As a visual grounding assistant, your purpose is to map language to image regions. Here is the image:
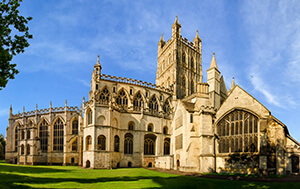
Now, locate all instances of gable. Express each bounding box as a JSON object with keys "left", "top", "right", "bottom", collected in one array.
[{"left": 216, "top": 85, "right": 270, "bottom": 120}]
